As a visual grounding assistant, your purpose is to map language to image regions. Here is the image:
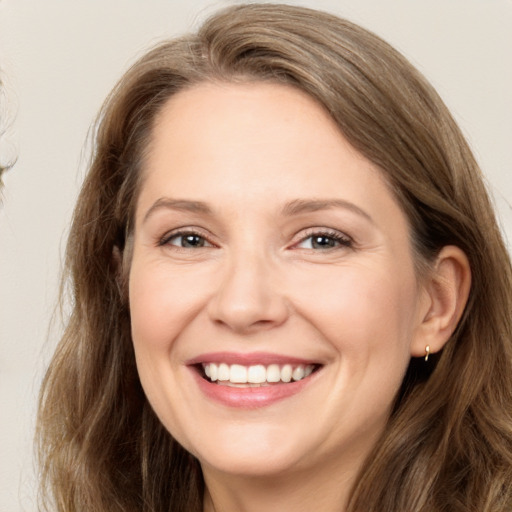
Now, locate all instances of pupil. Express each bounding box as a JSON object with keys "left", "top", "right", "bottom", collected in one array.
[
  {"left": 183, "top": 234, "right": 204, "bottom": 247},
  {"left": 312, "top": 236, "right": 335, "bottom": 249}
]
